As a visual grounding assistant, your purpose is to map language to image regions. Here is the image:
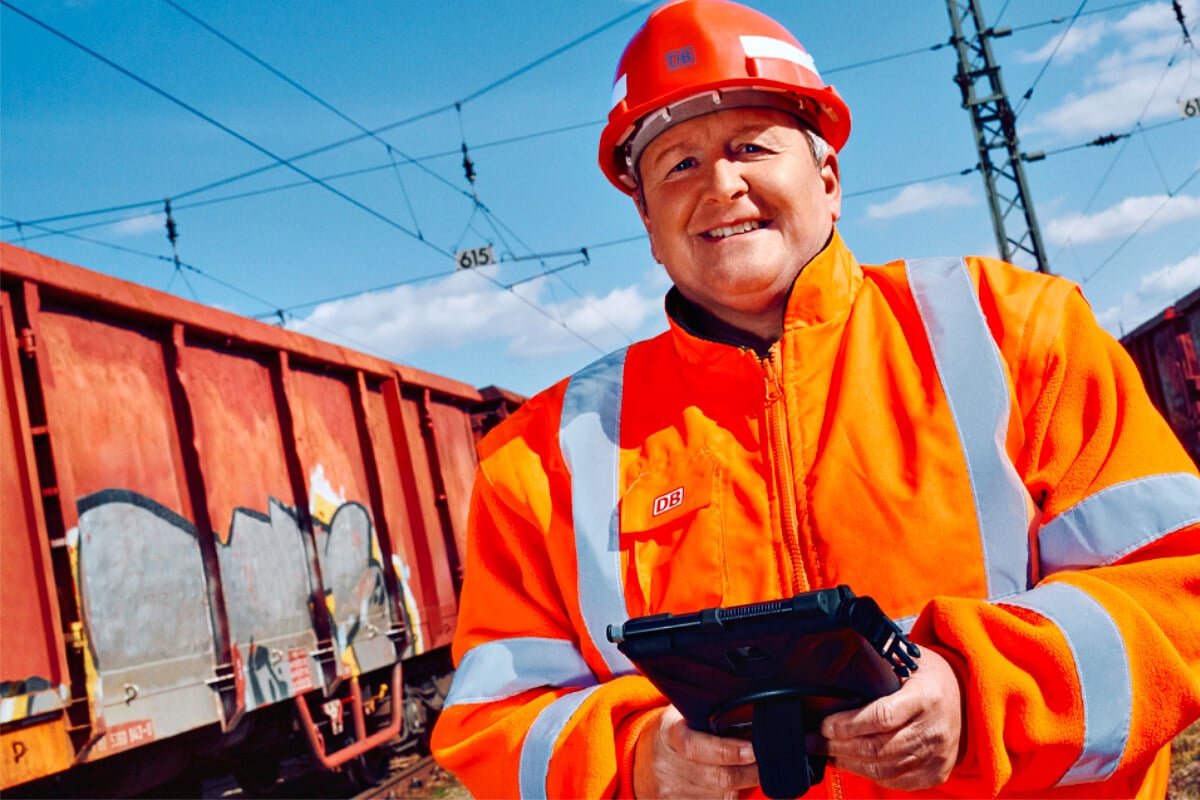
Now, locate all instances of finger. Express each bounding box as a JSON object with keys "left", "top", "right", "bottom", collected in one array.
[
  {"left": 820, "top": 725, "right": 901, "bottom": 764},
  {"left": 832, "top": 750, "right": 922, "bottom": 787},
  {"left": 834, "top": 750, "right": 951, "bottom": 793},
  {"left": 821, "top": 692, "right": 918, "bottom": 740},
  {"left": 670, "top": 723, "right": 757, "bottom": 766}
]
